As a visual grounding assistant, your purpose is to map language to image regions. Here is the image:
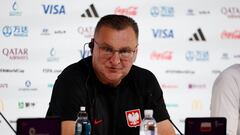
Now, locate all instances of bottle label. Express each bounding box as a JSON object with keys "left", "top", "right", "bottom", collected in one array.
[
  {"left": 75, "top": 123, "right": 82, "bottom": 133},
  {"left": 75, "top": 121, "right": 91, "bottom": 135}
]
